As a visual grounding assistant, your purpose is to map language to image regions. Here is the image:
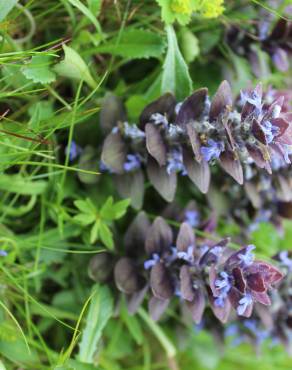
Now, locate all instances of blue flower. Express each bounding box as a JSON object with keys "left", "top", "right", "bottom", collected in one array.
[
  {"left": 214, "top": 271, "right": 231, "bottom": 307},
  {"left": 167, "top": 124, "right": 183, "bottom": 138},
  {"left": 184, "top": 210, "right": 200, "bottom": 228},
  {"left": 124, "top": 154, "right": 141, "bottom": 172},
  {"left": 261, "top": 120, "right": 279, "bottom": 143},
  {"left": 200, "top": 139, "right": 224, "bottom": 162},
  {"left": 238, "top": 245, "right": 255, "bottom": 266},
  {"left": 150, "top": 113, "right": 168, "bottom": 127},
  {"left": 144, "top": 253, "right": 160, "bottom": 270},
  {"left": 66, "top": 141, "right": 82, "bottom": 161},
  {"left": 0, "top": 250, "right": 8, "bottom": 257},
  {"left": 240, "top": 89, "right": 262, "bottom": 111},
  {"left": 237, "top": 293, "right": 253, "bottom": 316},
  {"left": 124, "top": 122, "right": 145, "bottom": 139},
  {"left": 279, "top": 251, "right": 292, "bottom": 270},
  {"left": 166, "top": 149, "right": 187, "bottom": 175},
  {"left": 177, "top": 245, "right": 194, "bottom": 263}
]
